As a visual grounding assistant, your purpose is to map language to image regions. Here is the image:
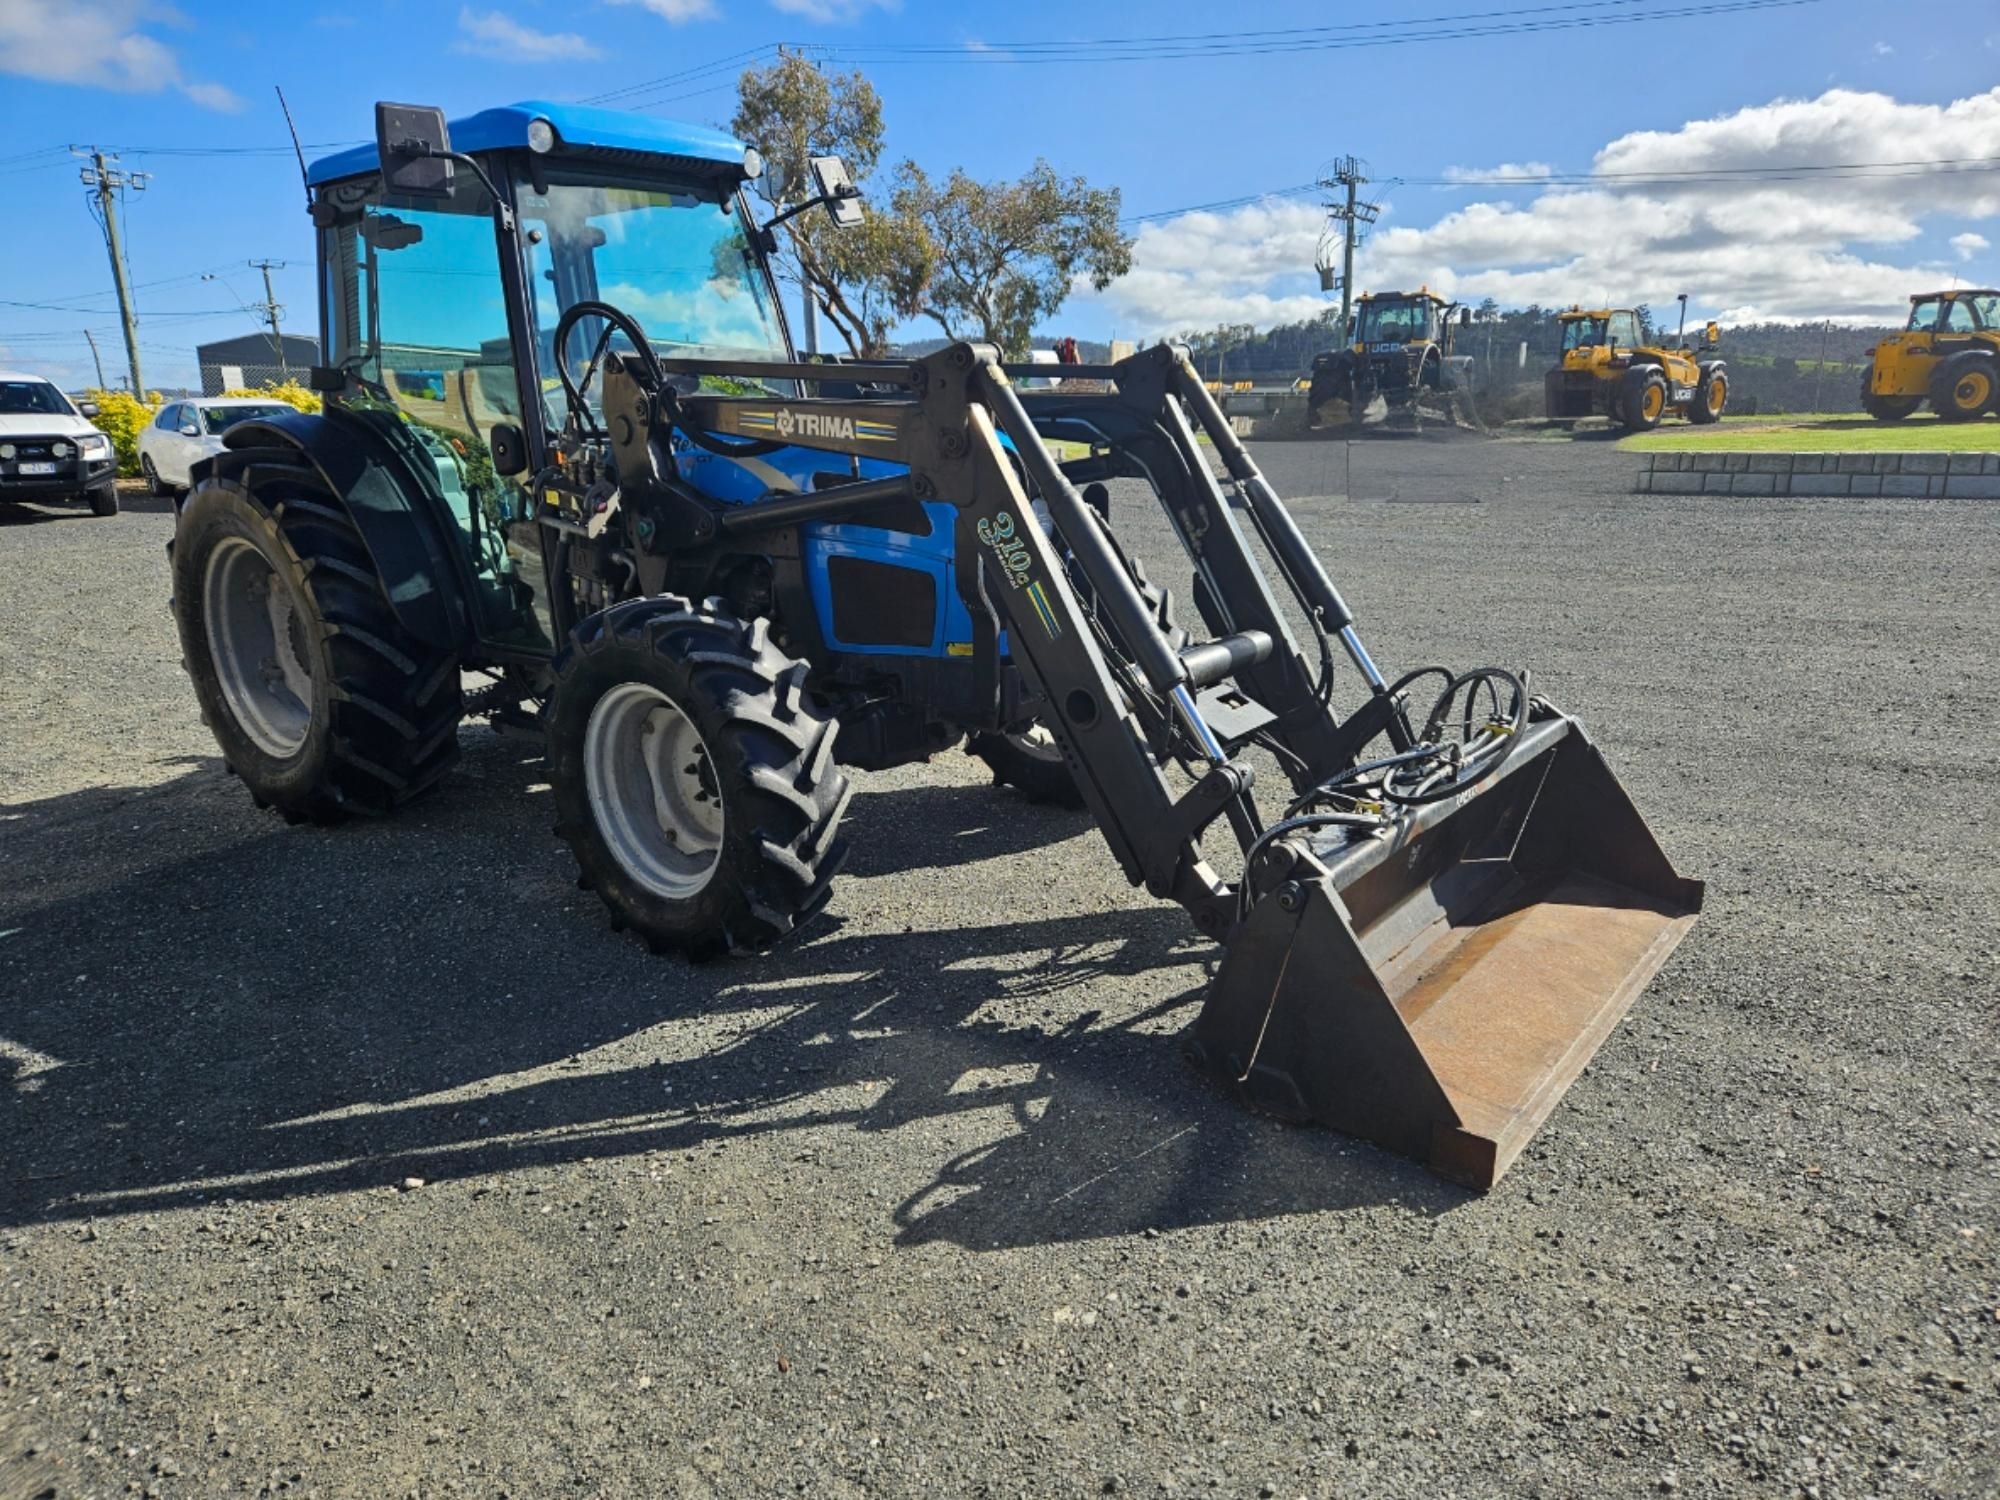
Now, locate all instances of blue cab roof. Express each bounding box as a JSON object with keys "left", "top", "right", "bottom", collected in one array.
[{"left": 306, "top": 100, "right": 749, "bottom": 187}]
